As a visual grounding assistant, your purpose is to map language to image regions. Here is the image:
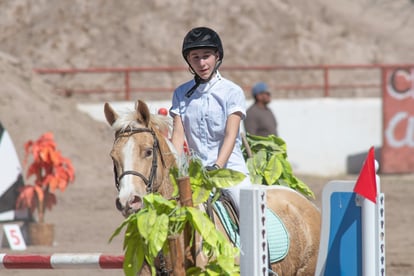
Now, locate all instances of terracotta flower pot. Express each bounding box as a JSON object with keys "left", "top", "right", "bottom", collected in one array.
[{"left": 28, "top": 222, "right": 54, "bottom": 246}]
